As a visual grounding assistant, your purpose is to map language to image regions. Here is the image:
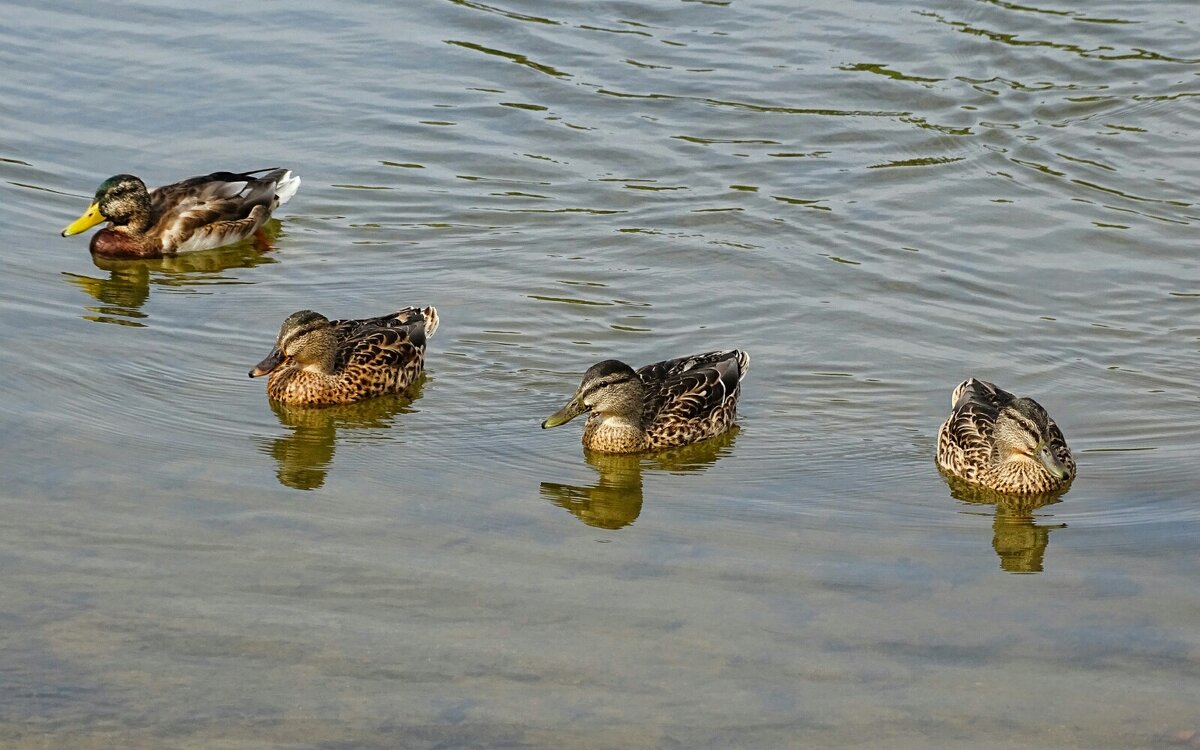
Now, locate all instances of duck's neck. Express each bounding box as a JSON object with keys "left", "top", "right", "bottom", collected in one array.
[
  {"left": 127, "top": 205, "right": 153, "bottom": 234},
  {"left": 302, "top": 352, "right": 338, "bottom": 375}
]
